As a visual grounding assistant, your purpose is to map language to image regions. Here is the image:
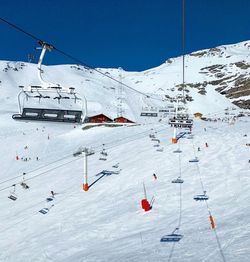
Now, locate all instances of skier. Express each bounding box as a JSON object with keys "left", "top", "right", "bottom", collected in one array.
[
  {"left": 153, "top": 173, "right": 157, "bottom": 180},
  {"left": 198, "top": 147, "right": 201, "bottom": 151}
]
